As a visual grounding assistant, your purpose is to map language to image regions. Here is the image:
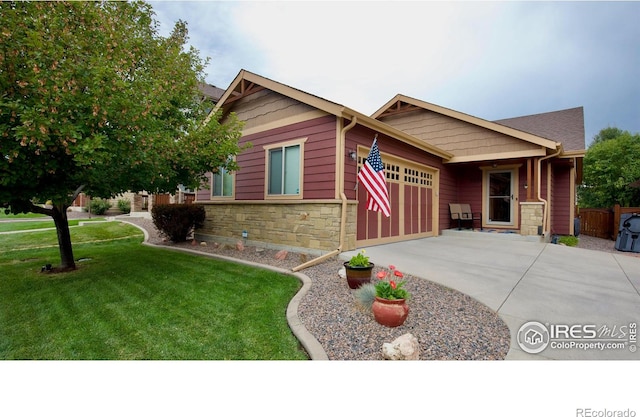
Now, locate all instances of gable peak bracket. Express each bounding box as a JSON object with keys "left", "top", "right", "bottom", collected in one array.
[{"left": 379, "top": 101, "right": 418, "bottom": 118}]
